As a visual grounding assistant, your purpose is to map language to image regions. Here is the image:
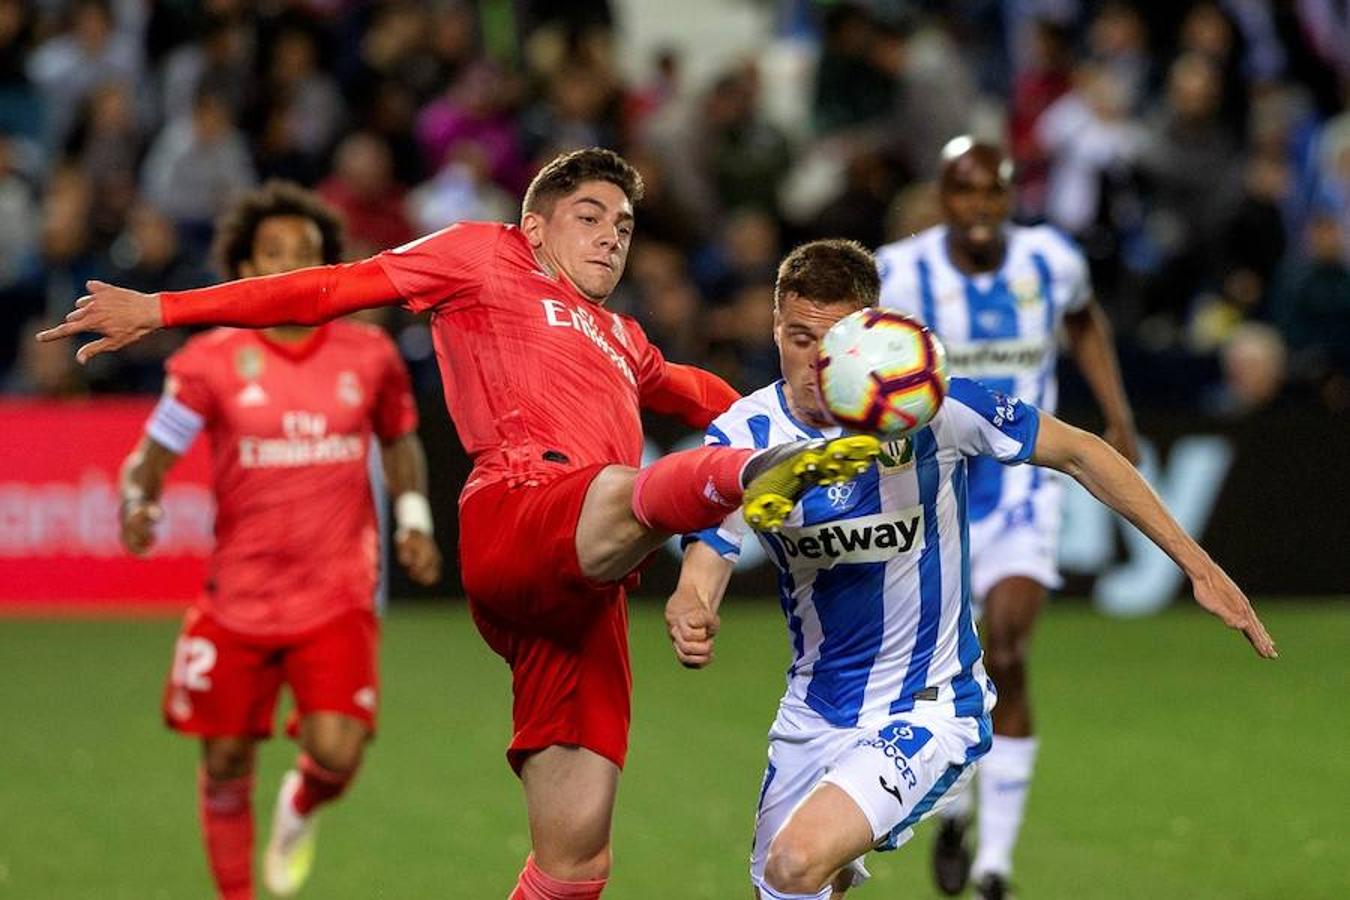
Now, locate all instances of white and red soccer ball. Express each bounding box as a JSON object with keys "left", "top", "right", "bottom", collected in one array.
[{"left": 816, "top": 308, "right": 950, "bottom": 438}]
